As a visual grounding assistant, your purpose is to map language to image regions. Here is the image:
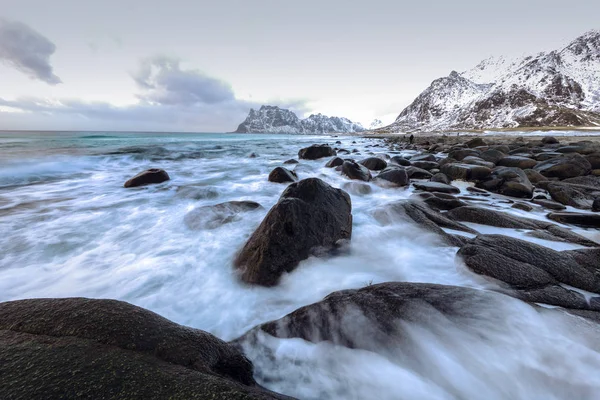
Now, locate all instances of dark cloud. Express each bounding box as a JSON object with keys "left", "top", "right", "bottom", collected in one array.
[
  {"left": 0, "top": 18, "right": 61, "bottom": 85},
  {"left": 132, "top": 56, "right": 235, "bottom": 105}
]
